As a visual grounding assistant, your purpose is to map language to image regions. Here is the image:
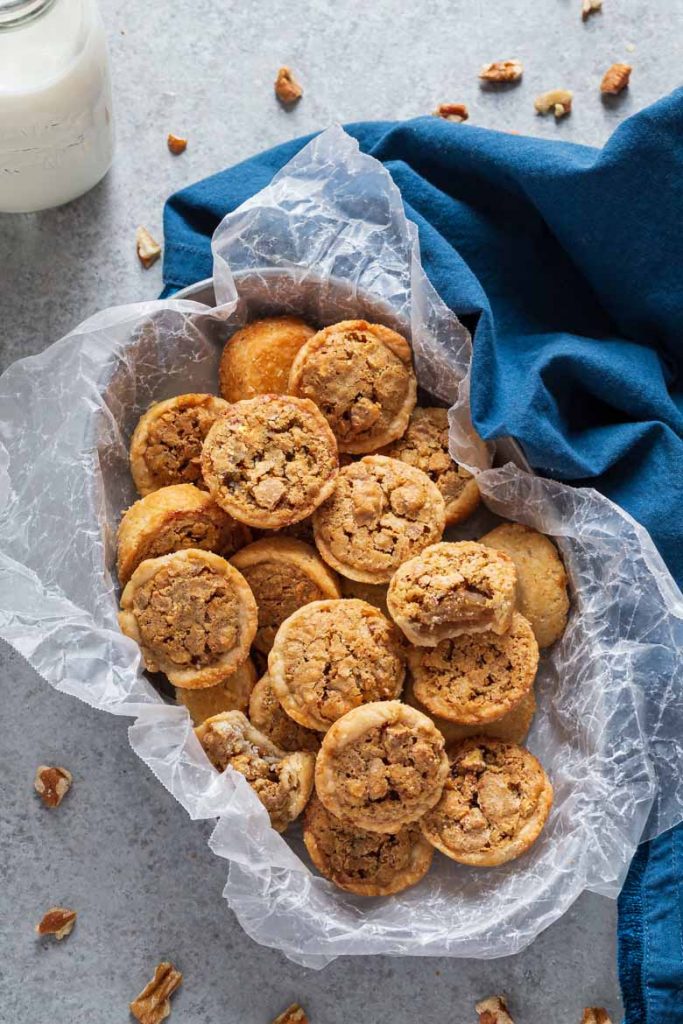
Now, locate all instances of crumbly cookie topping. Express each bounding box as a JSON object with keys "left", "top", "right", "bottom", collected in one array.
[{"left": 144, "top": 403, "right": 217, "bottom": 487}]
